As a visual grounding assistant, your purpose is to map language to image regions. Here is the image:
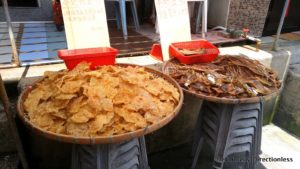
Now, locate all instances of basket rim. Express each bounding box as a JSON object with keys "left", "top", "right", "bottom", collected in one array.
[{"left": 17, "top": 63, "right": 184, "bottom": 145}]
